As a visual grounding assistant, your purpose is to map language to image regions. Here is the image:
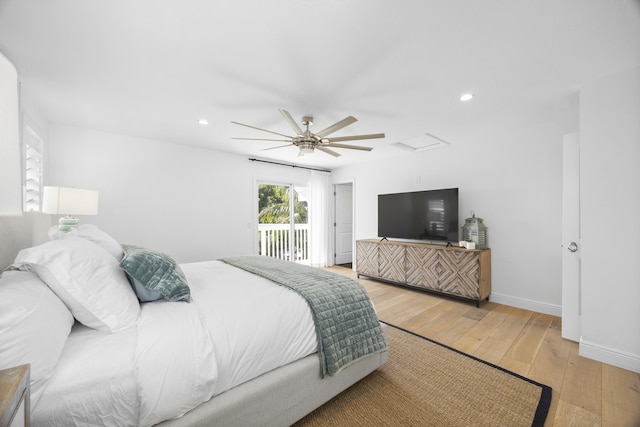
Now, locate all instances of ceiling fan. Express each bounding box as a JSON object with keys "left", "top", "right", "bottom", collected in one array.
[{"left": 231, "top": 109, "right": 385, "bottom": 157}]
